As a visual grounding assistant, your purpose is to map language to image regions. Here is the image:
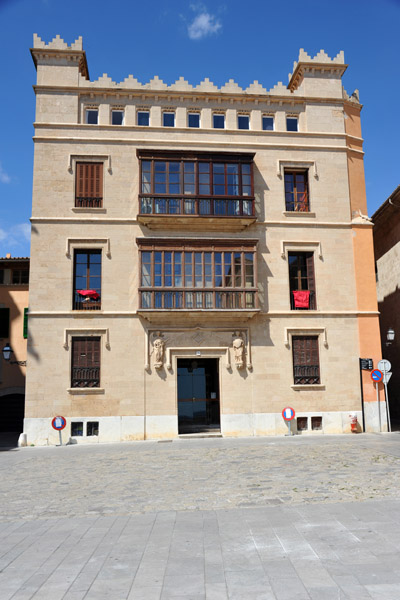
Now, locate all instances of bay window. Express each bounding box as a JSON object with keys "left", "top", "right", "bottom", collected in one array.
[
  {"left": 138, "top": 151, "right": 254, "bottom": 217},
  {"left": 138, "top": 239, "right": 257, "bottom": 310}
]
